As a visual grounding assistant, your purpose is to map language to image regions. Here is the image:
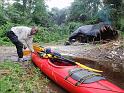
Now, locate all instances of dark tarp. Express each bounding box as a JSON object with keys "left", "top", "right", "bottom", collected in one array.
[{"left": 66, "top": 22, "right": 118, "bottom": 45}]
